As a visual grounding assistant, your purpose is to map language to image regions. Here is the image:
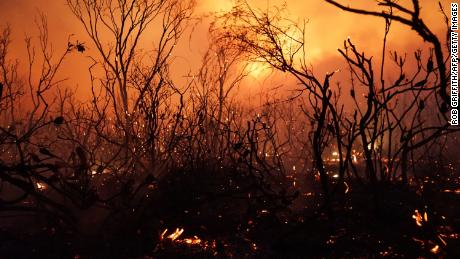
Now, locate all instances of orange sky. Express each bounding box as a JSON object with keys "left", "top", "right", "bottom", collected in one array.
[{"left": 0, "top": 0, "right": 452, "bottom": 100}]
